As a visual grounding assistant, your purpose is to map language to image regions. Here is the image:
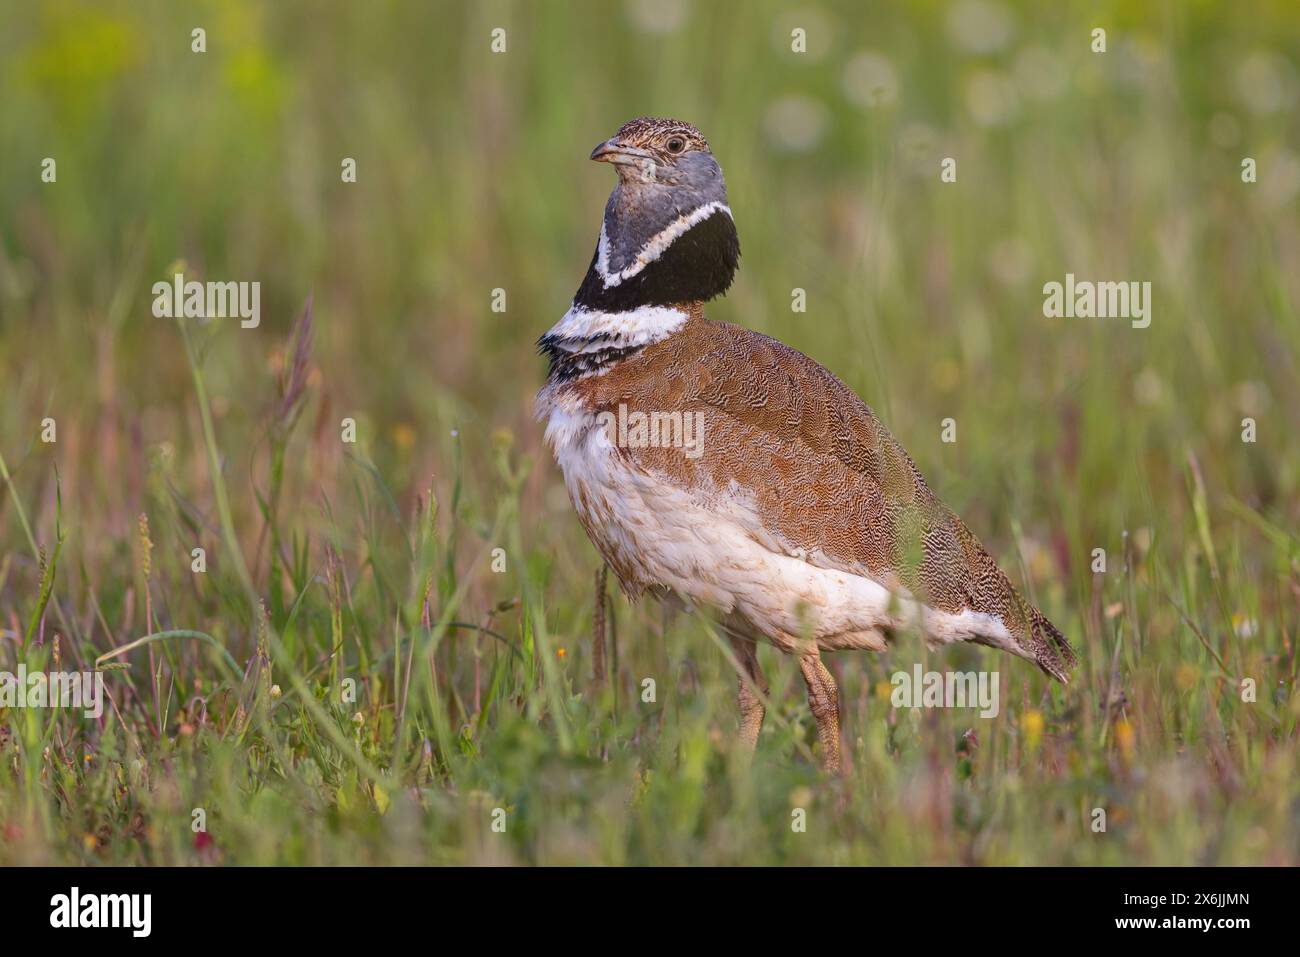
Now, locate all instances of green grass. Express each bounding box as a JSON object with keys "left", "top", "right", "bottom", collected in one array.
[{"left": 1, "top": 0, "right": 1298, "bottom": 865}]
